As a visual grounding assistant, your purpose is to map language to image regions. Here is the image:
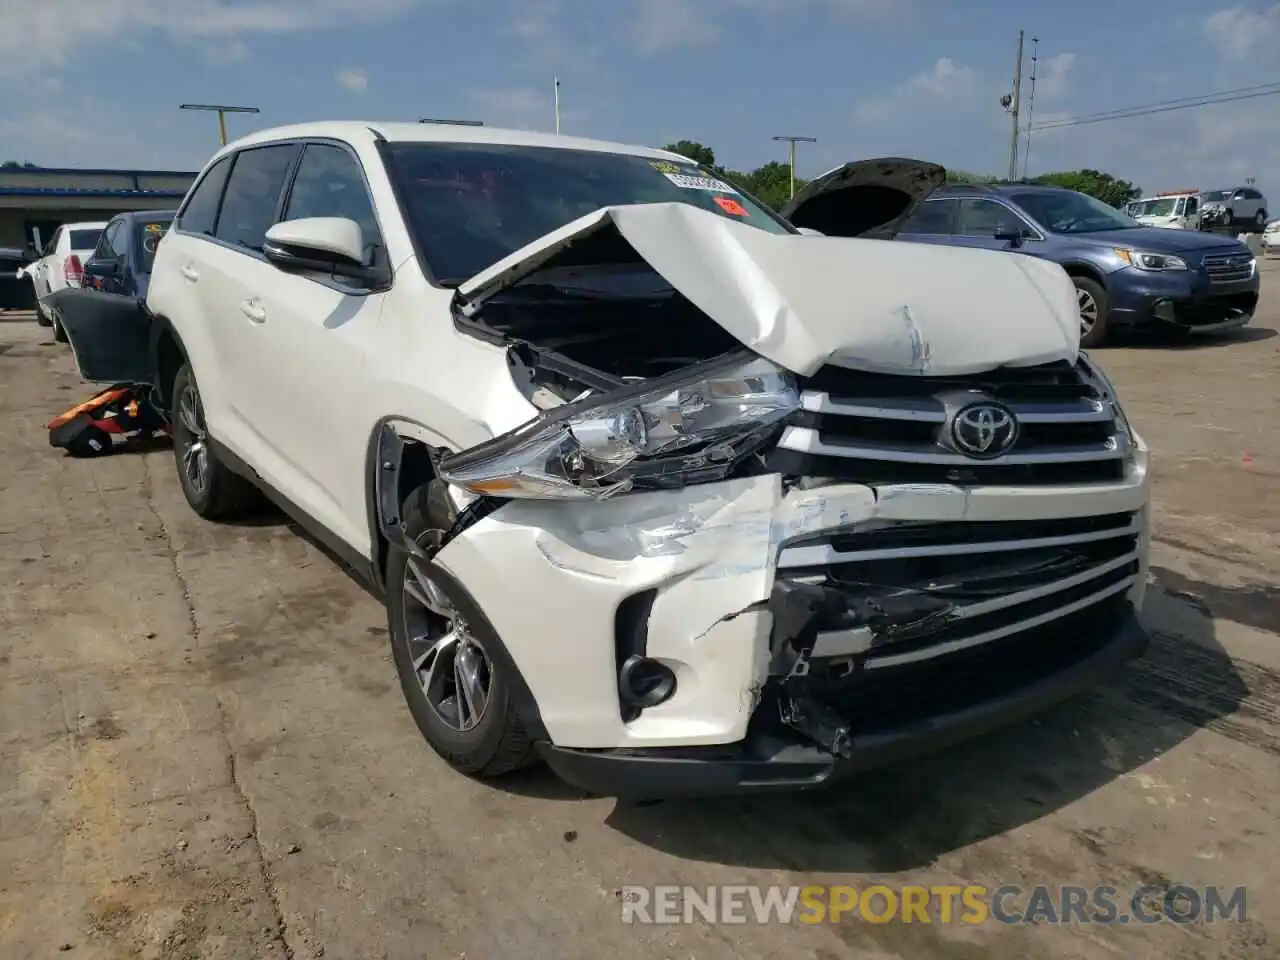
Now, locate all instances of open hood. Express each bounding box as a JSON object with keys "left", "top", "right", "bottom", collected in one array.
[
  {"left": 456, "top": 201, "right": 1079, "bottom": 378},
  {"left": 778, "top": 158, "right": 947, "bottom": 238}
]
